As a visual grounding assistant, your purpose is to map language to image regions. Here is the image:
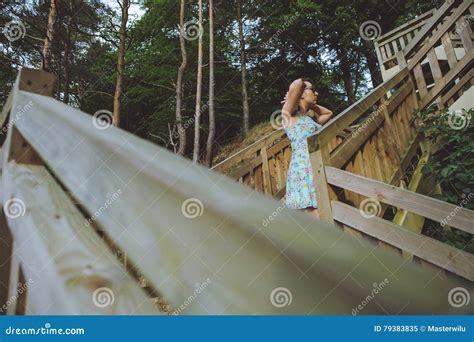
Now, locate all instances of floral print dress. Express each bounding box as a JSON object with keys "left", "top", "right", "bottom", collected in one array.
[{"left": 284, "top": 115, "right": 321, "bottom": 209}]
